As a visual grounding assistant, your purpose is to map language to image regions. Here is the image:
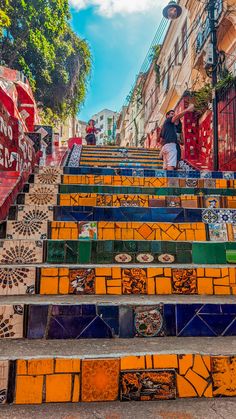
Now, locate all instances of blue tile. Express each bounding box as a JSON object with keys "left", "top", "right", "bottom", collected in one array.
[
  {"left": 163, "top": 304, "right": 176, "bottom": 336},
  {"left": 199, "top": 314, "right": 236, "bottom": 336},
  {"left": 47, "top": 316, "right": 93, "bottom": 339},
  {"left": 51, "top": 305, "right": 83, "bottom": 316},
  {"left": 198, "top": 304, "right": 221, "bottom": 314},
  {"left": 27, "top": 305, "right": 48, "bottom": 339},
  {"left": 79, "top": 316, "right": 113, "bottom": 338},
  {"left": 97, "top": 306, "right": 119, "bottom": 335},
  {"left": 177, "top": 315, "right": 216, "bottom": 337},
  {"left": 223, "top": 318, "right": 236, "bottom": 336},
  {"left": 119, "top": 307, "right": 135, "bottom": 338},
  {"left": 176, "top": 304, "right": 202, "bottom": 333},
  {"left": 82, "top": 304, "right": 97, "bottom": 316}
]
